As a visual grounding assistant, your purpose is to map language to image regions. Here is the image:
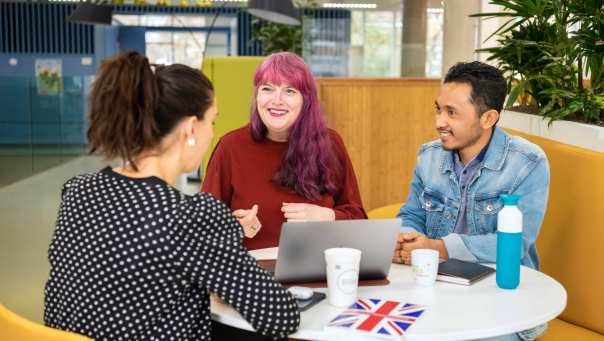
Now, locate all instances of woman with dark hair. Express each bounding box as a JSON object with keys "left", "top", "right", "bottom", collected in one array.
[
  {"left": 202, "top": 52, "right": 367, "bottom": 251},
  {"left": 43, "top": 51, "right": 300, "bottom": 340}
]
